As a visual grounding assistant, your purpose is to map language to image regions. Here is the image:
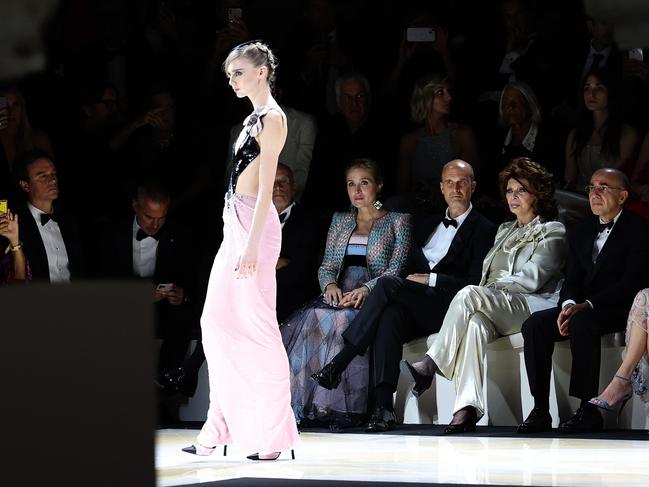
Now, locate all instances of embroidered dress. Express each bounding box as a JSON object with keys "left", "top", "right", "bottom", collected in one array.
[
  {"left": 281, "top": 212, "right": 411, "bottom": 429},
  {"left": 197, "top": 106, "right": 299, "bottom": 453},
  {"left": 627, "top": 289, "right": 649, "bottom": 410}
]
